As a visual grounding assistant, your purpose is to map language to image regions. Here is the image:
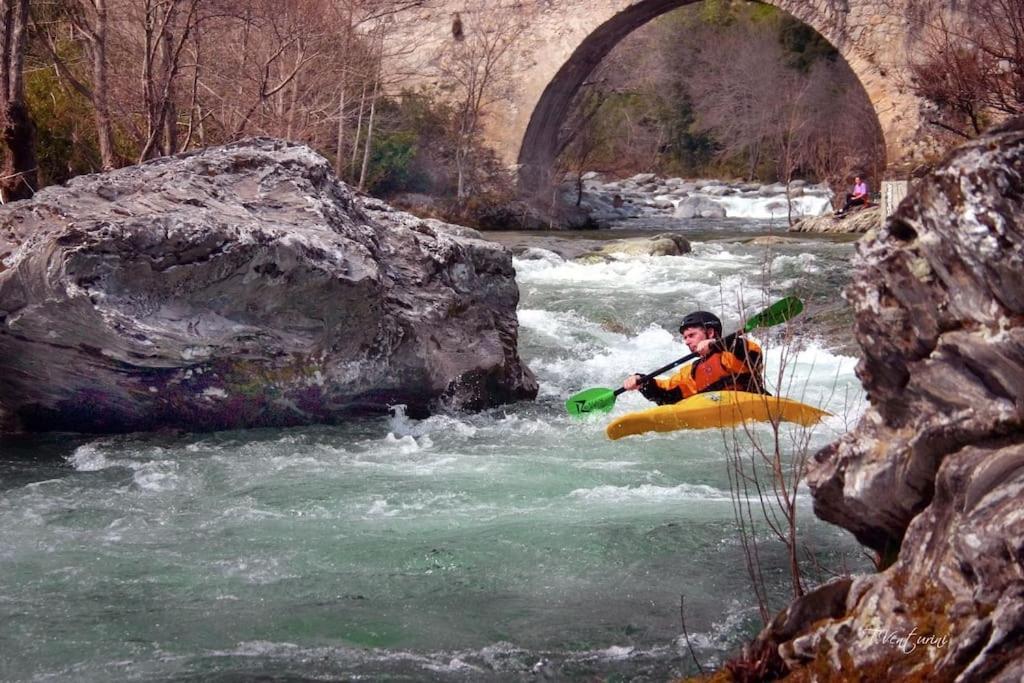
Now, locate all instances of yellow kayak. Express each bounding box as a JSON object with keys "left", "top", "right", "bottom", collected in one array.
[{"left": 605, "top": 391, "right": 831, "bottom": 440}]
